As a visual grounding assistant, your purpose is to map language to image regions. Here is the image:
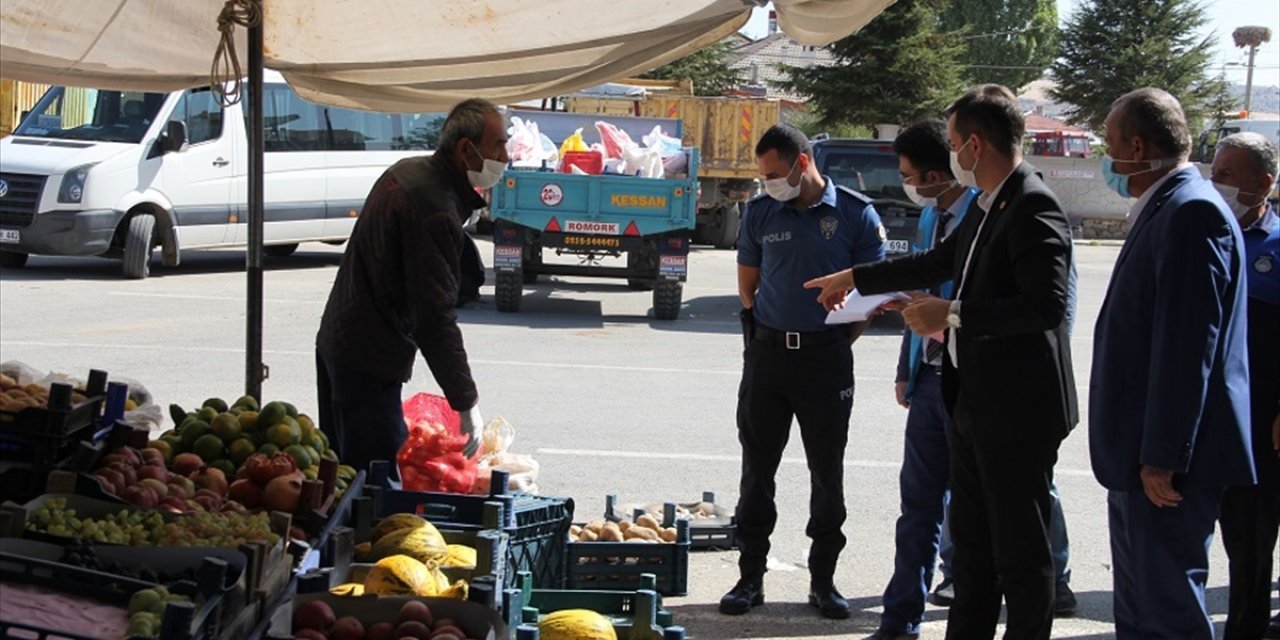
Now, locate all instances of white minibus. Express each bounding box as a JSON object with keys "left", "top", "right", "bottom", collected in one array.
[{"left": 0, "top": 71, "right": 443, "bottom": 277}]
